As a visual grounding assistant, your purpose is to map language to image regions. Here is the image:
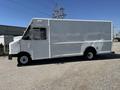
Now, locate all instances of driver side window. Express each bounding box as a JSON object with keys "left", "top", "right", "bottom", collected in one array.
[
  {"left": 32, "top": 27, "right": 47, "bottom": 40},
  {"left": 32, "top": 28, "right": 41, "bottom": 40}
]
